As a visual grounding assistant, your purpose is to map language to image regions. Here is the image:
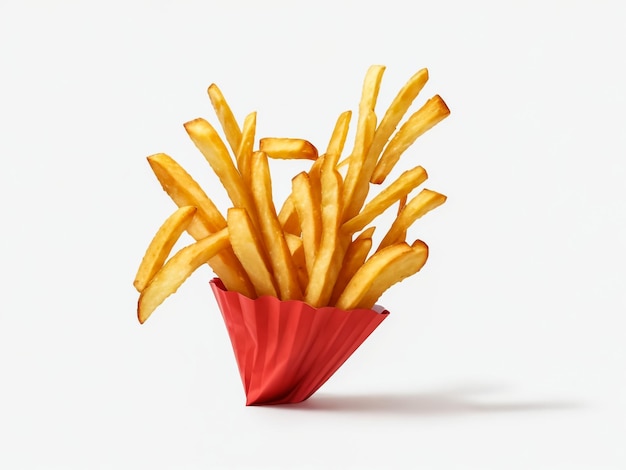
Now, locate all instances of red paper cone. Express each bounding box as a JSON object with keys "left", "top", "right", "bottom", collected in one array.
[{"left": 209, "top": 278, "right": 389, "bottom": 405}]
